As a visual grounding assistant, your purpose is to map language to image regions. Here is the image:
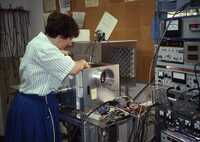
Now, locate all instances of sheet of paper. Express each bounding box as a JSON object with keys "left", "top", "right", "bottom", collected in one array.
[
  {"left": 90, "top": 88, "right": 97, "bottom": 100},
  {"left": 59, "top": 0, "right": 70, "bottom": 14},
  {"left": 73, "top": 29, "right": 90, "bottom": 42},
  {"left": 72, "top": 12, "right": 86, "bottom": 28},
  {"left": 85, "top": 0, "right": 99, "bottom": 8},
  {"left": 43, "top": 0, "right": 56, "bottom": 12},
  {"left": 95, "top": 12, "right": 118, "bottom": 40}
]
